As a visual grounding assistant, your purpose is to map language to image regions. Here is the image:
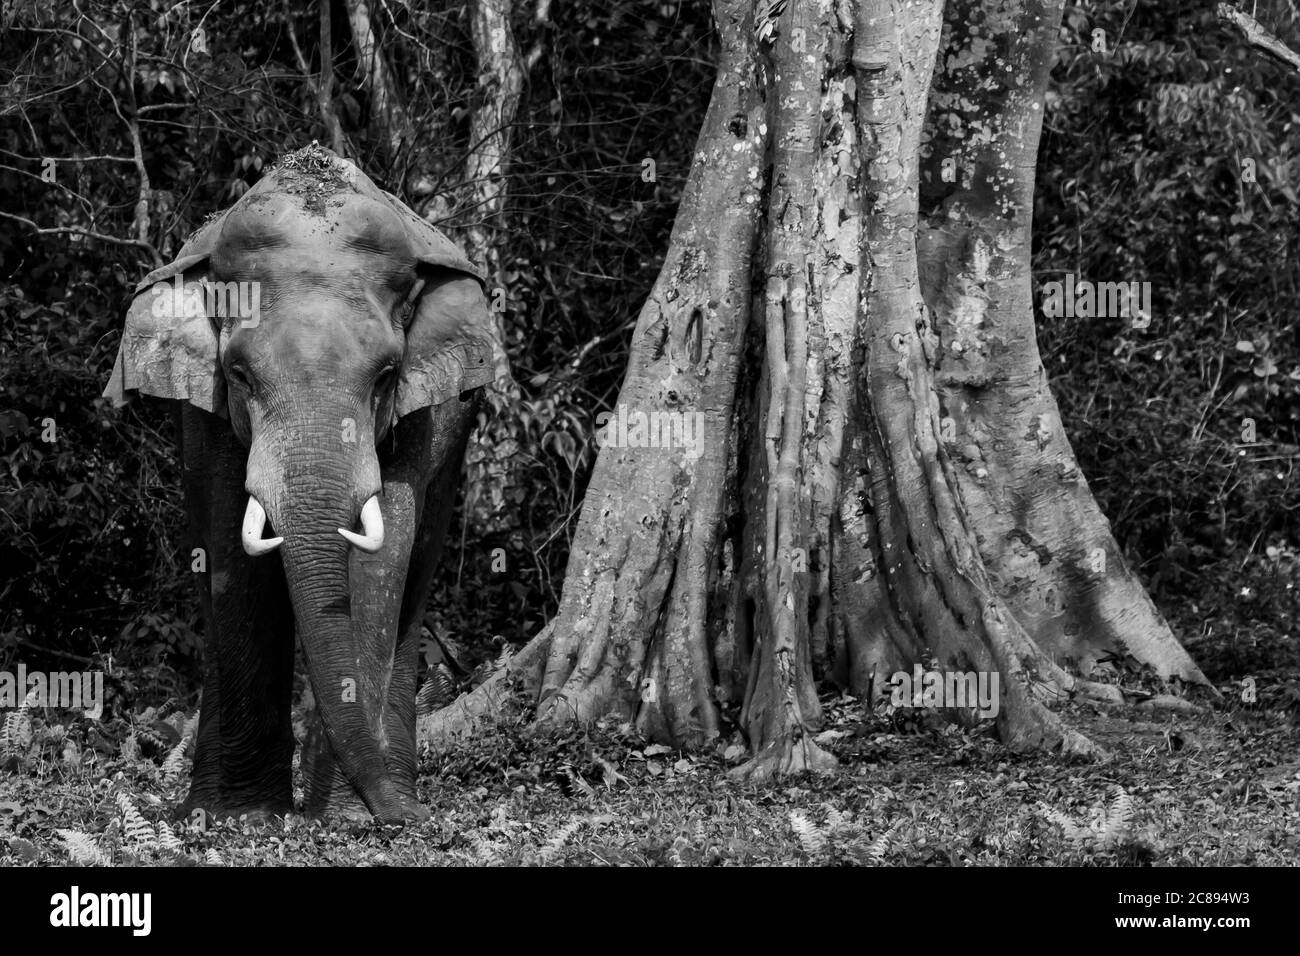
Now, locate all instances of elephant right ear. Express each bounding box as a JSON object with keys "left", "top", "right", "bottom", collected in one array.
[
  {"left": 102, "top": 213, "right": 229, "bottom": 416},
  {"left": 379, "top": 189, "right": 503, "bottom": 417}
]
